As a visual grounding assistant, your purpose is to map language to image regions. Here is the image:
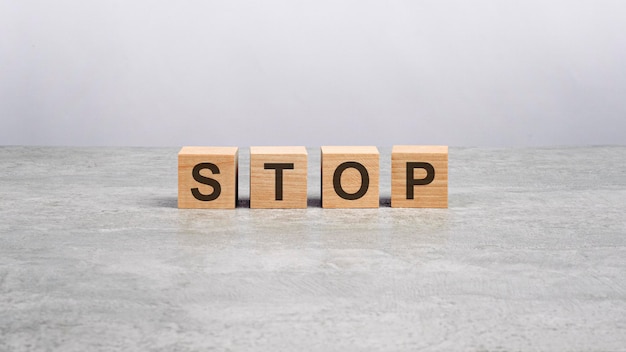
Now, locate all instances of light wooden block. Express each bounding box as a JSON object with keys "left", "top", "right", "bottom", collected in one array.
[
  {"left": 321, "top": 146, "right": 379, "bottom": 208},
  {"left": 391, "top": 145, "right": 448, "bottom": 208},
  {"left": 250, "top": 146, "right": 308, "bottom": 209},
  {"left": 178, "top": 146, "right": 238, "bottom": 209}
]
